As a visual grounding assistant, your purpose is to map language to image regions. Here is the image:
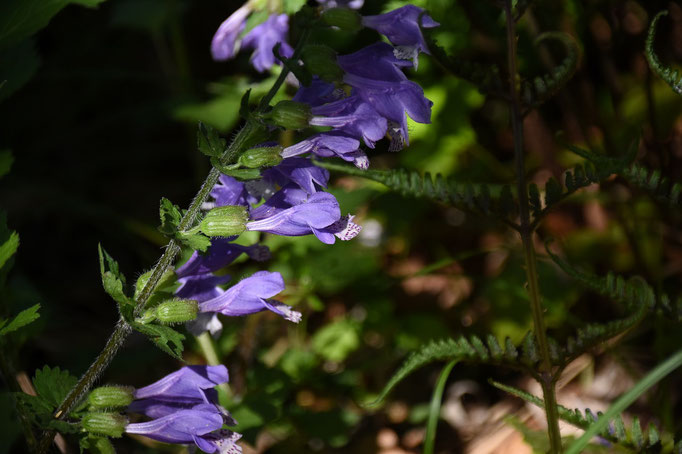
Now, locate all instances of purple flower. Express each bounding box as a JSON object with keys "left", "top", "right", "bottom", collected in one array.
[
  {"left": 362, "top": 5, "right": 439, "bottom": 58},
  {"left": 125, "top": 366, "right": 241, "bottom": 453},
  {"left": 176, "top": 237, "right": 269, "bottom": 279},
  {"left": 210, "top": 175, "right": 258, "bottom": 208},
  {"left": 282, "top": 132, "right": 369, "bottom": 169},
  {"left": 198, "top": 271, "right": 301, "bottom": 322},
  {"left": 211, "top": 5, "right": 251, "bottom": 61},
  {"left": 242, "top": 14, "right": 293, "bottom": 73},
  {"left": 310, "top": 96, "right": 388, "bottom": 147},
  {"left": 337, "top": 43, "right": 412, "bottom": 83},
  {"left": 292, "top": 78, "right": 343, "bottom": 107},
  {"left": 262, "top": 157, "right": 330, "bottom": 194},
  {"left": 126, "top": 404, "right": 241, "bottom": 454}
]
